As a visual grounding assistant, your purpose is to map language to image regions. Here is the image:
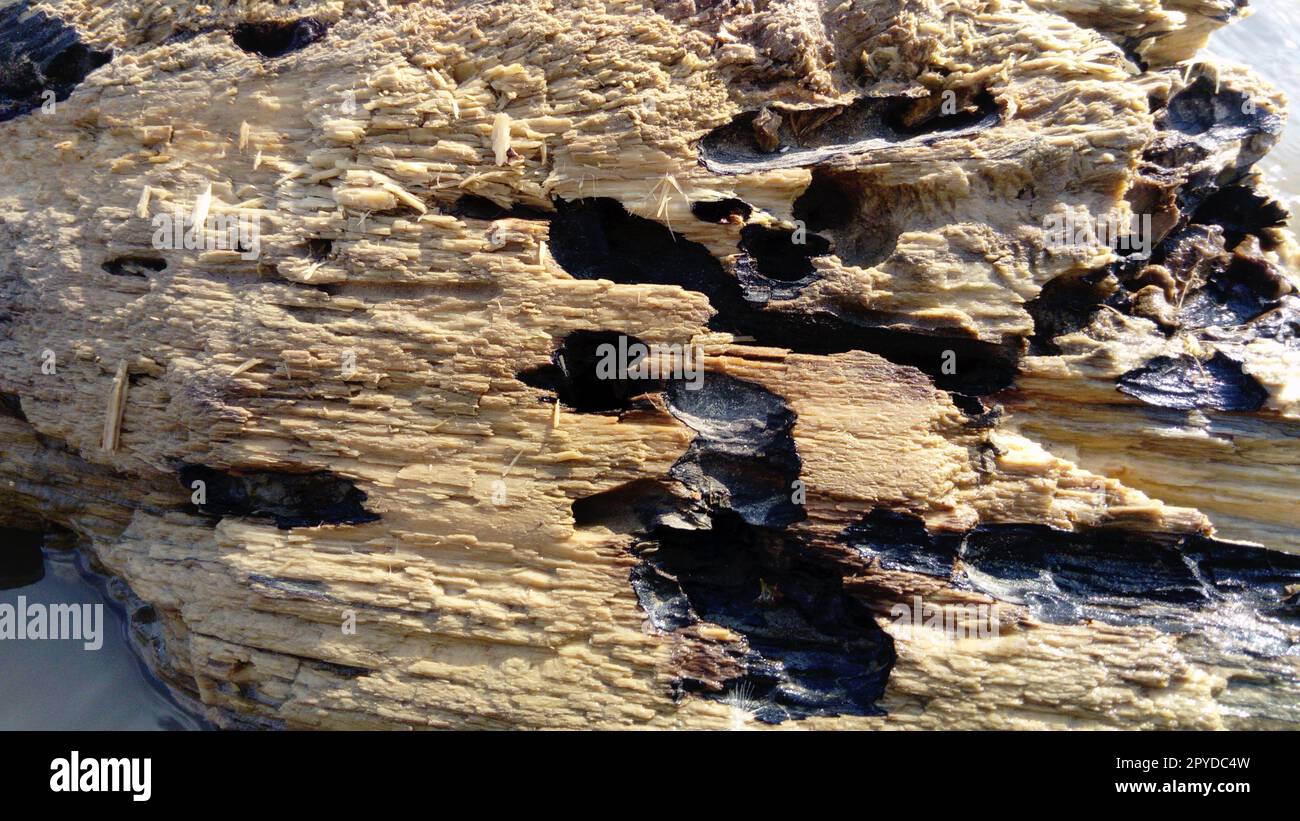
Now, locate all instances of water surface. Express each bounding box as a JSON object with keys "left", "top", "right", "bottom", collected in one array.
[
  {"left": 1210, "top": 0, "right": 1300, "bottom": 203},
  {"left": 0, "top": 536, "right": 207, "bottom": 731}
]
